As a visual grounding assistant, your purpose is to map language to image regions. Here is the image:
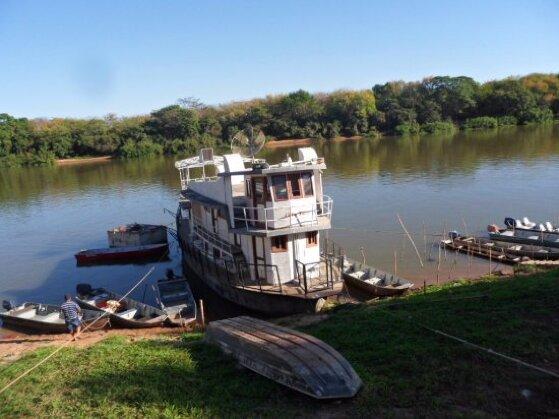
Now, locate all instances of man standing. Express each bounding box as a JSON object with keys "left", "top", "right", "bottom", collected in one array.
[{"left": 61, "top": 294, "right": 82, "bottom": 340}]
